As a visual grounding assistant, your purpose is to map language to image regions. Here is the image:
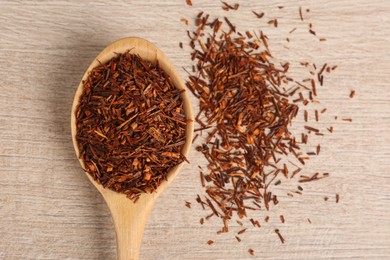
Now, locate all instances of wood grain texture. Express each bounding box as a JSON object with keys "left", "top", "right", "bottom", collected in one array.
[{"left": 0, "top": 0, "right": 389, "bottom": 259}]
